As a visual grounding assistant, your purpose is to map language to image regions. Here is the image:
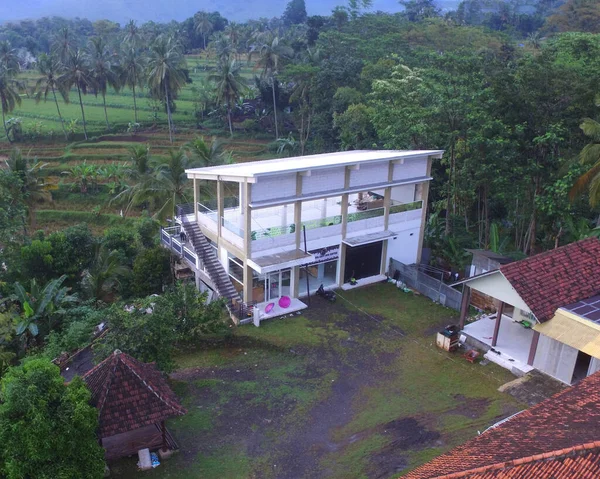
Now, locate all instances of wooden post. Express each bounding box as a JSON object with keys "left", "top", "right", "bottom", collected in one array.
[
  {"left": 161, "top": 420, "right": 167, "bottom": 451},
  {"left": 459, "top": 285, "right": 471, "bottom": 329},
  {"left": 492, "top": 301, "right": 505, "bottom": 347},
  {"left": 528, "top": 331, "right": 540, "bottom": 366}
]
